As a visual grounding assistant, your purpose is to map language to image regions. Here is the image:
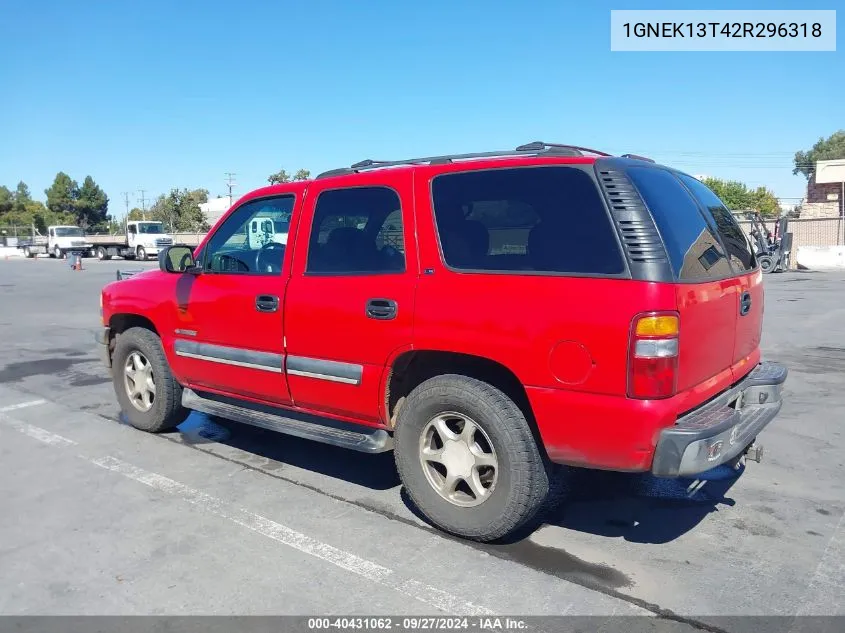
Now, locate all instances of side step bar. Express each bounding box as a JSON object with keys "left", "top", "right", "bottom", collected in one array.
[{"left": 181, "top": 388, "right": 393, "bottom": 453}]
